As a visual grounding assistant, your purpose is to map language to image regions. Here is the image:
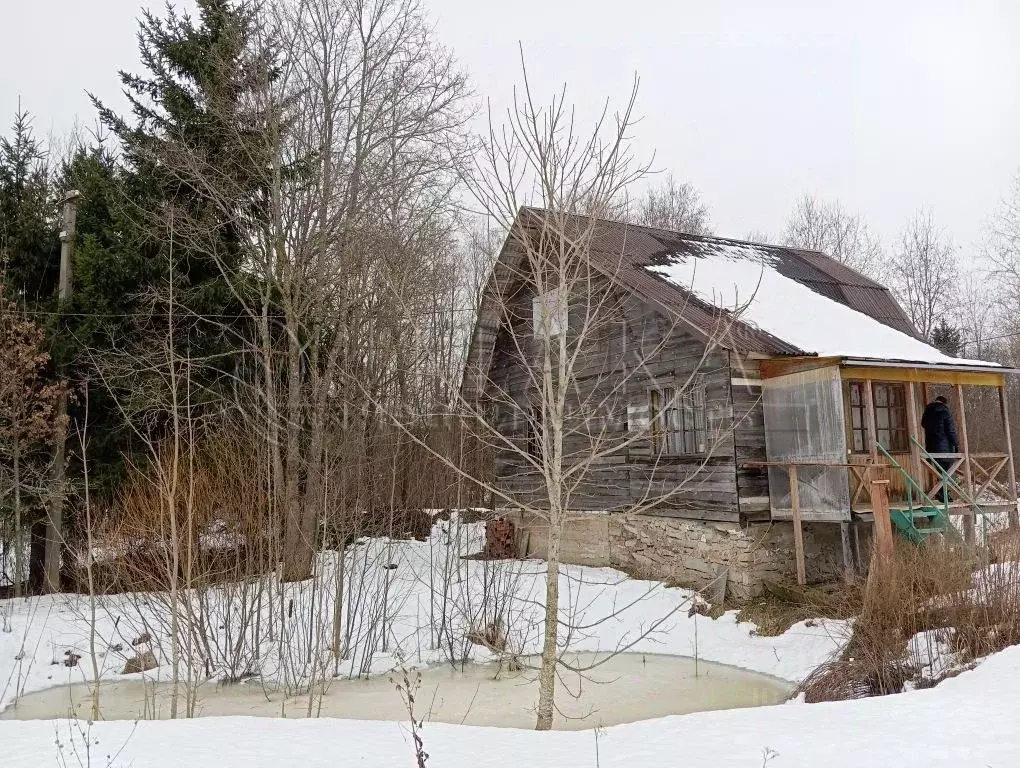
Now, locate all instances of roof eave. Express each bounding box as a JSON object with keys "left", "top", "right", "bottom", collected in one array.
[{"left": 839, "top": 357, "right": 1017, "bottom": 374}]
